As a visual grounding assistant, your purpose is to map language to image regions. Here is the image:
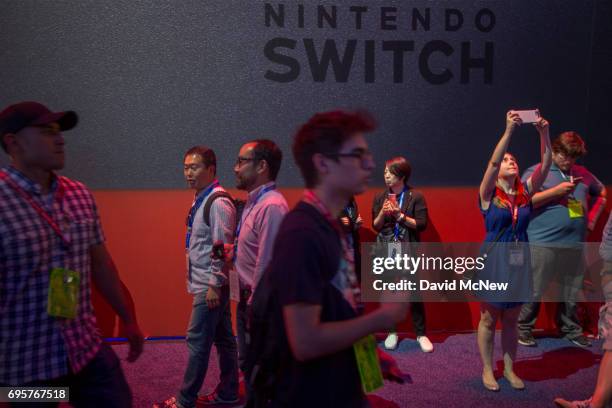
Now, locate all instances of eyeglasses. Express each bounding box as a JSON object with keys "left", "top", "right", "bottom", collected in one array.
[
  {"left": 325, "top": 150, "right": 374, "bottom": 165},
  {"left": 554, "top": 152, "right": 576, "bottom": 162},
  {"left": 235, "top": 156, "right": 257, "bottom": 167}
]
